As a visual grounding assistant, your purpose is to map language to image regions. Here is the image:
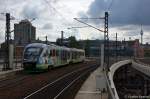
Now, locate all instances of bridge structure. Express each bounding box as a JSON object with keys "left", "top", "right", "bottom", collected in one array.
[{"left": 105, "top": 59, "right": 150, "bottom": 99}]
